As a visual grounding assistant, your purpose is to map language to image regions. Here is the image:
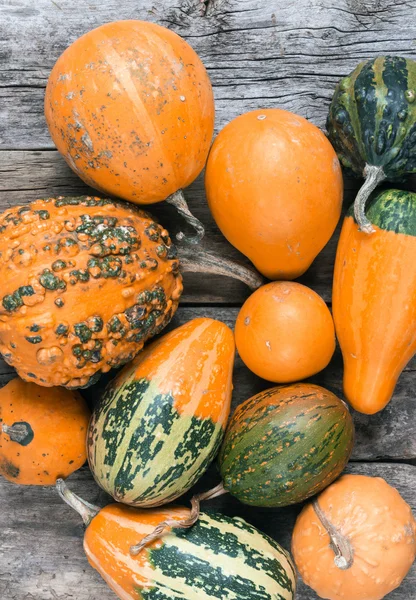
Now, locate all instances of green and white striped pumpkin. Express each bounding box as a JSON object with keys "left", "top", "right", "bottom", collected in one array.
[{"left": 87, "top": 318, "right": 235, "bottom": 507}]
